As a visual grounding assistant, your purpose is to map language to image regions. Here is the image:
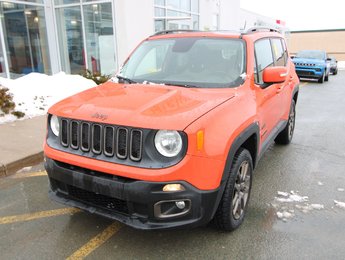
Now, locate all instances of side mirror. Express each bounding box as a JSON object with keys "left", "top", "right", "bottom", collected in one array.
[
  {"left": 263, "top": 66, "right": 288, "bottom": 84},
  {"left": 290, "top": 55, "right": 295, "bottom": 59}
]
